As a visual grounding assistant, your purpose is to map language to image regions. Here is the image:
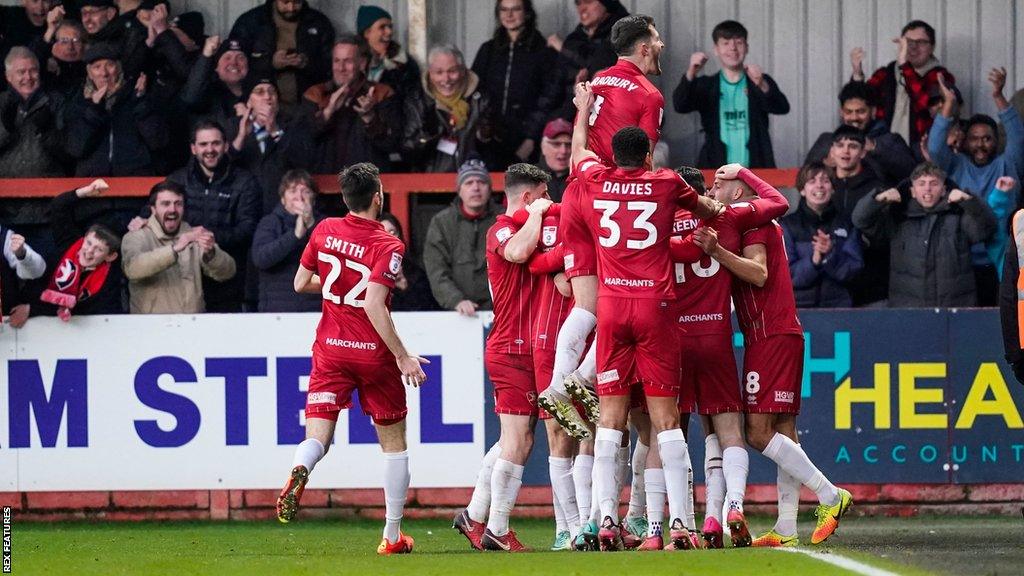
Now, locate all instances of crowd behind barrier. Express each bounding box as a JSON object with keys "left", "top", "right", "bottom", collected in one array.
[{"left": 1, "top": 0, "right": 1023, "bottom": 325}]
